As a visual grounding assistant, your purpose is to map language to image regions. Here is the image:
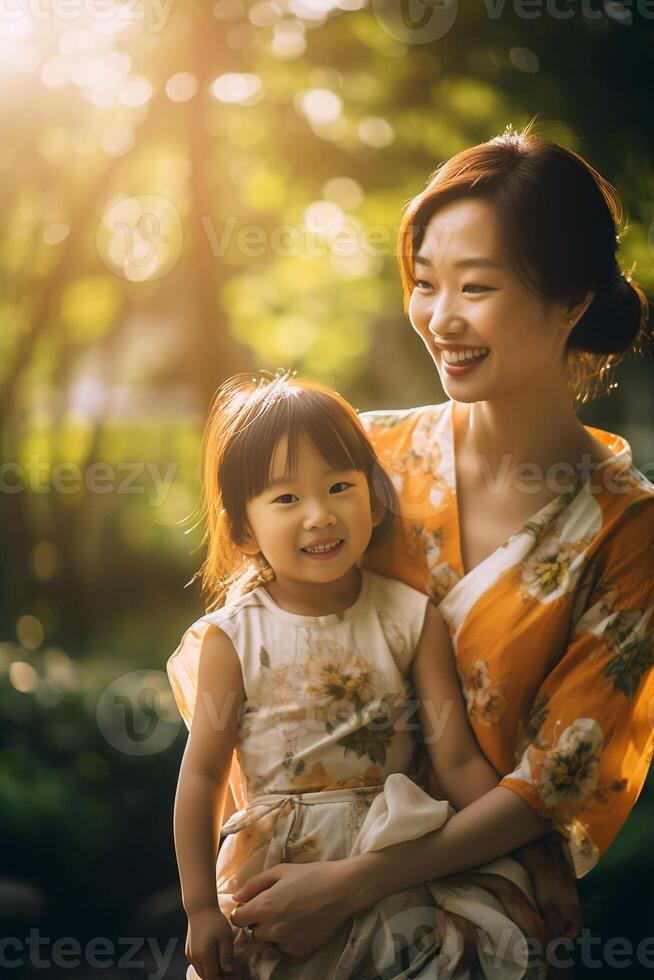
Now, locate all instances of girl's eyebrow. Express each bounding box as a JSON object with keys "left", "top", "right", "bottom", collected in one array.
[{"left": 266, "top": 466, "right": 356, "bottom": 490}]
